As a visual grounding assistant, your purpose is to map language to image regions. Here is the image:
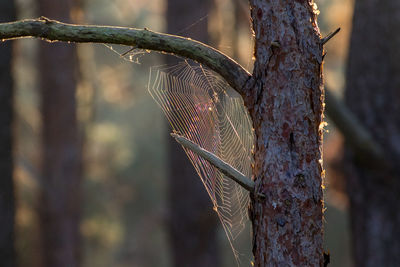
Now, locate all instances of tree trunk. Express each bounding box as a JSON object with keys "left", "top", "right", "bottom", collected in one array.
[
  {"left": 166, "top": 1, "right": 220, "bottom": 266},
  {"left": 345, "top": 1, "right": 400, "bottom": 266},
  {"left": 0, "top": 0, "right": 326, "bottom": 264},
  {"left": 0, "top": 1, "right": 16, "bottom": 266},
  {"left": 37, "top": 1, "right": 82, "bottom": 267},
  {"left": 245, "top": 1, "right": 324, "bottom": 266}
]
